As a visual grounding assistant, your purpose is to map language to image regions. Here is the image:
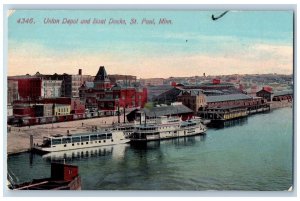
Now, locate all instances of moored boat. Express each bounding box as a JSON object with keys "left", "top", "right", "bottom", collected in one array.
[
  {"left": 9, "top": 163, "right": 81, "bottom": 190},
  {"left": 33, "top": 130, "right": 130, "bottom": 153},
  {"left": 131, "top": 116, "right": 207, "bottom": 142},
  {"left": 111, "top": 123, "right": 135, "bottom": 138}
]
